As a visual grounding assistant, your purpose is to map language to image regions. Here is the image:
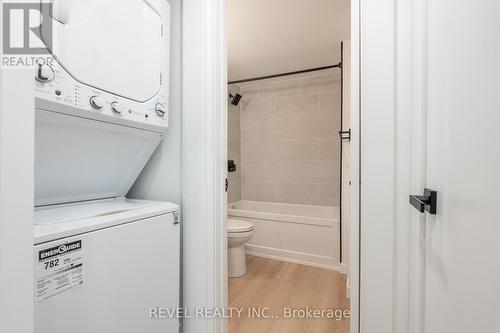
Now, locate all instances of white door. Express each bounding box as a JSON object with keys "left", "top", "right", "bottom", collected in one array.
[{"left": 411, "top": 0, "right": 500, "bottom": 331}]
